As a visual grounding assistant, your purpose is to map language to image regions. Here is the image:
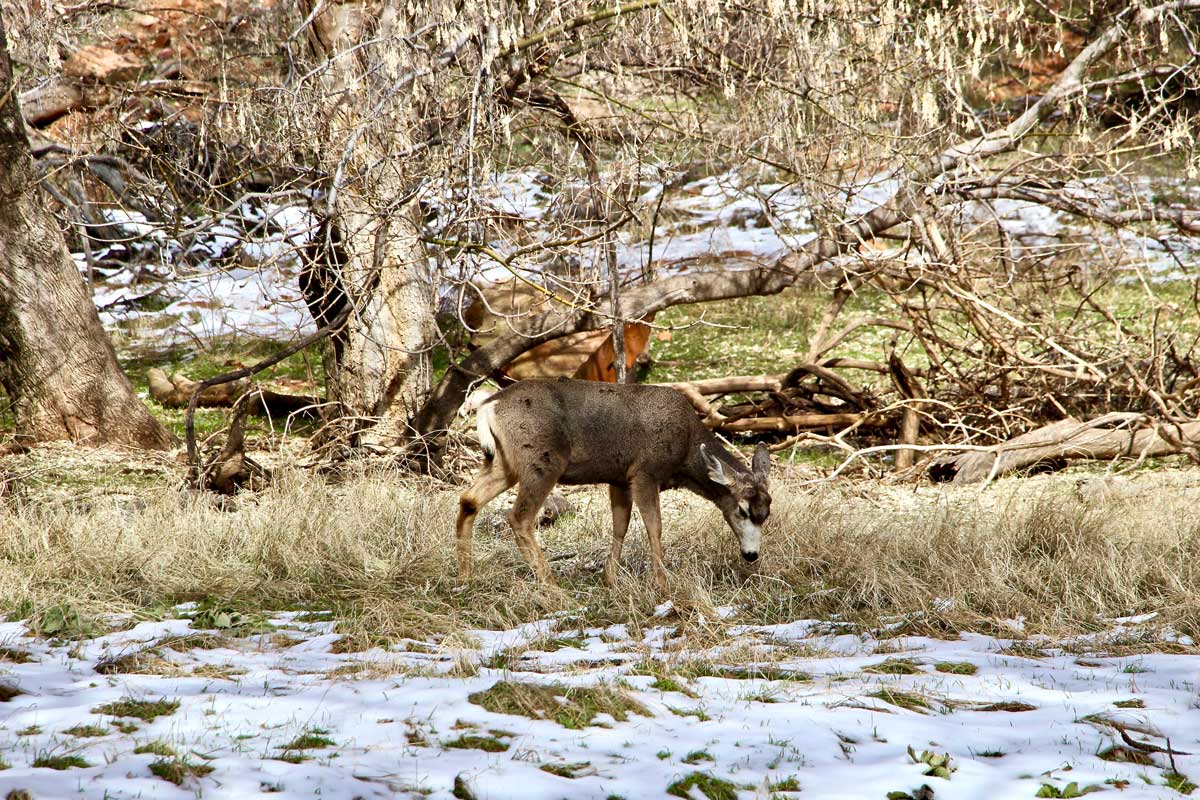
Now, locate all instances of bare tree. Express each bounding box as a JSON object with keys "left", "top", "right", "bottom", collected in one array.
[
  {"left": 0, "top": 10, "right": 174, "bottom": 449},
  {"left": 293, "top": 1, "right": 439, "bottom": 444},
  {"left": 13, "top": 0, "right": 1200, "bottom": 471}
]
